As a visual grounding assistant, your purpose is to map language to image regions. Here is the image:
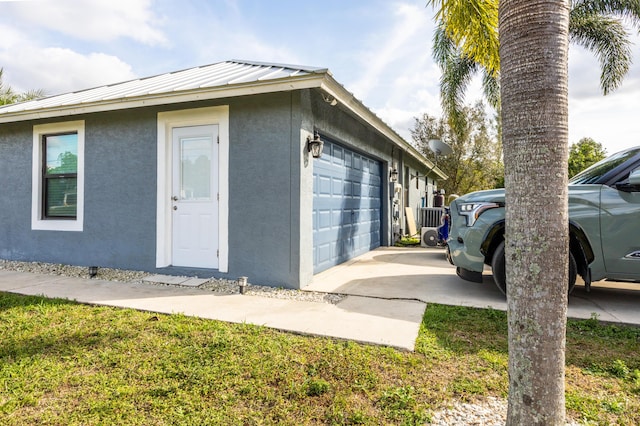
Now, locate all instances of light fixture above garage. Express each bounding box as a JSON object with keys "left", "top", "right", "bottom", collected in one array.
[{"left": 307, "top": 131, "right": 324, "bottom": 158}]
